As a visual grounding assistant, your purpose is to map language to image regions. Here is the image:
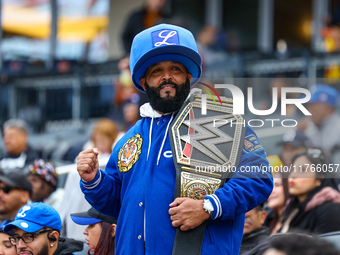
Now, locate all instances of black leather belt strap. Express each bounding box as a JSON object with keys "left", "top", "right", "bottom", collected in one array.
[
  {"left": 172, "top": 221, "right": 209, "bottom": 255},
  {"left": 171, "top": 167, "right": 229, "bottom": 255}
]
